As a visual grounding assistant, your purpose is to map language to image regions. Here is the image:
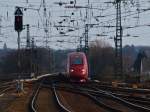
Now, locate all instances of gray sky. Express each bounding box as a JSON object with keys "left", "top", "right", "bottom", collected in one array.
[{"left": 0, "top": 0, "right": 150, "bottom": 49}]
